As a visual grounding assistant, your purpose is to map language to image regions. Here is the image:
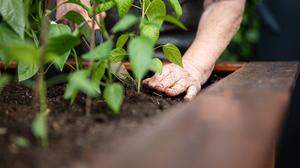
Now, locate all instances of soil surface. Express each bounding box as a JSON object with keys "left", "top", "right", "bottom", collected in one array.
[{"left": 0, "top": 73, "right": 225, "bottom": 168}]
